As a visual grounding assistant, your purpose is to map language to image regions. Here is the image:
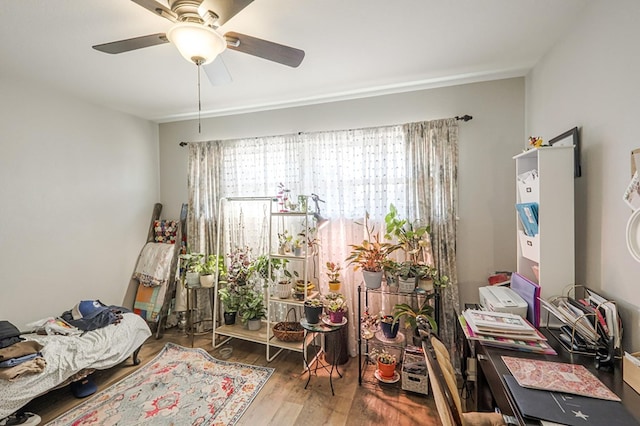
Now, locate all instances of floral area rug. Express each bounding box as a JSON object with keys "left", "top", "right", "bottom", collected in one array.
[{"left": 46, "top": 342, "right": 274, "bottom": 426}]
